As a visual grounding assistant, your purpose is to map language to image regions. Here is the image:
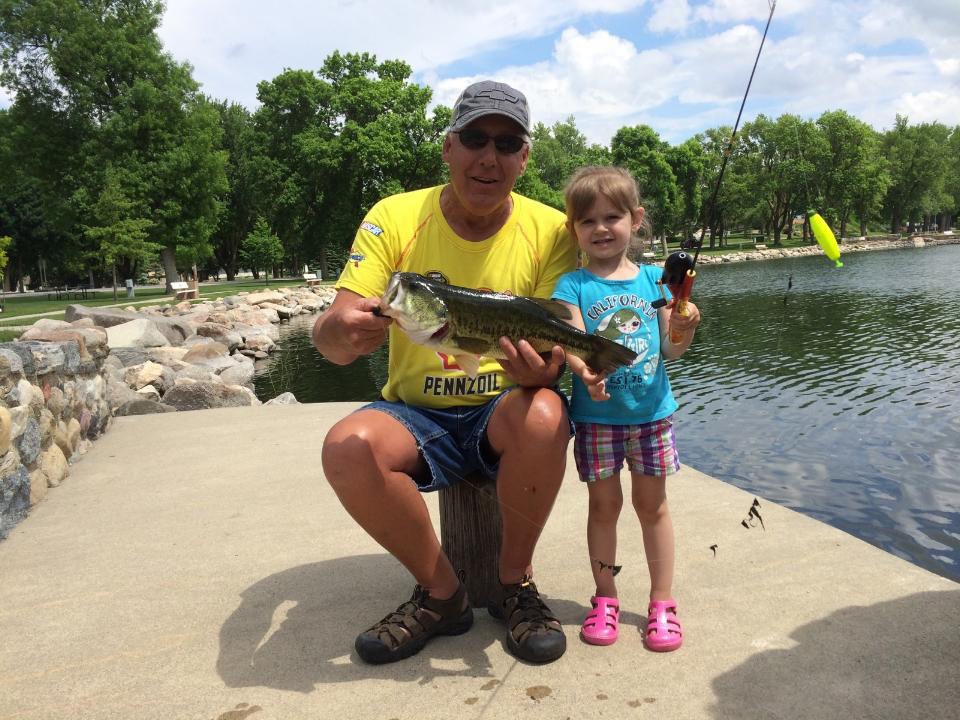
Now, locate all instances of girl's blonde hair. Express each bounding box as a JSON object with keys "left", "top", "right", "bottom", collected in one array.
[{"left": 563, "top": 165, "right": 653, "bottom": 250}]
